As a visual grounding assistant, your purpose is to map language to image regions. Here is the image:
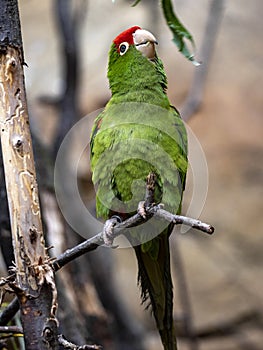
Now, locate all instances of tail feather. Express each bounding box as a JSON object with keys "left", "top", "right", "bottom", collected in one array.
[{"left": 134, "top": 223, "right": 177, "bottom": 350}]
